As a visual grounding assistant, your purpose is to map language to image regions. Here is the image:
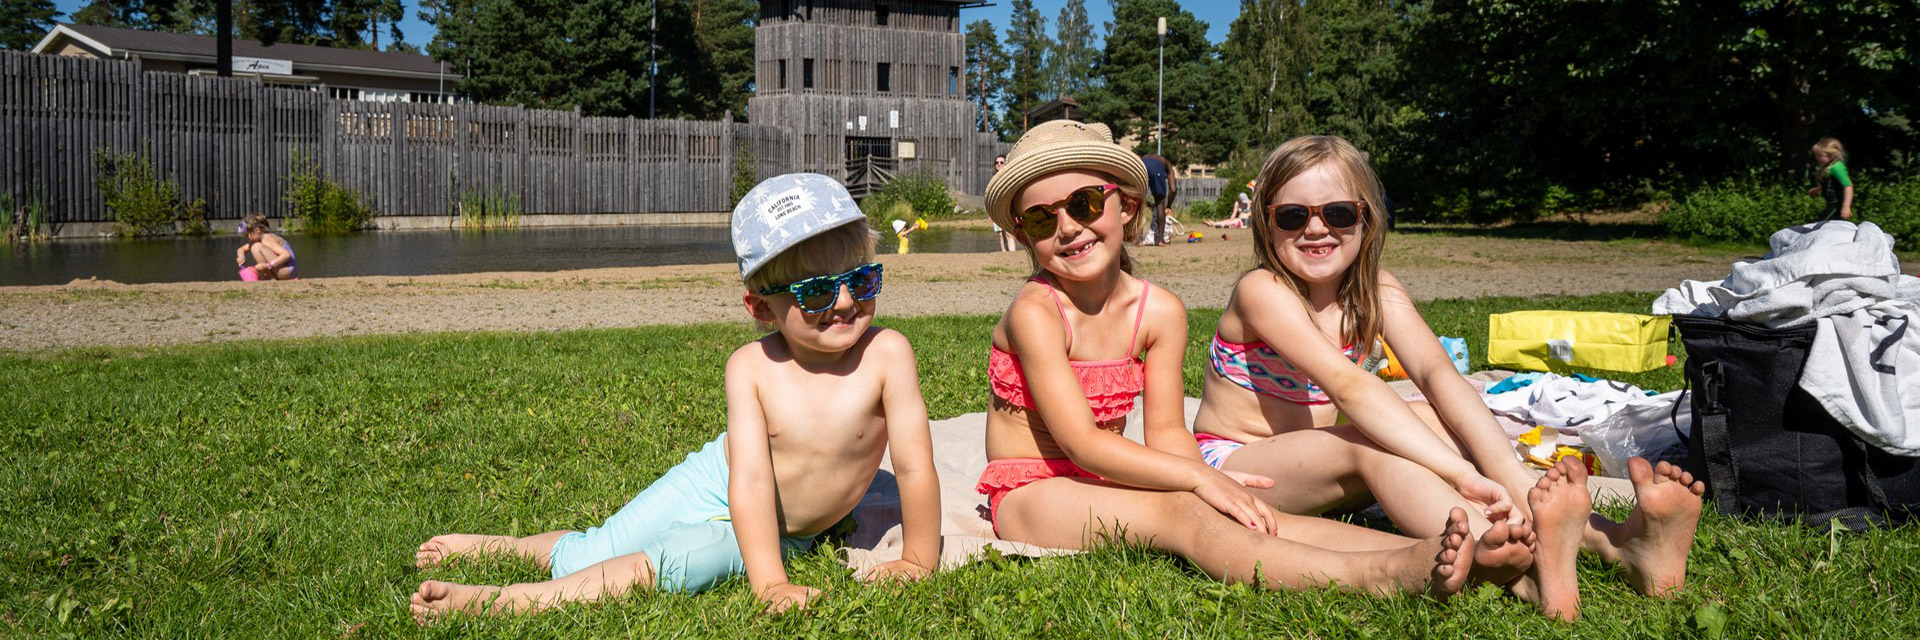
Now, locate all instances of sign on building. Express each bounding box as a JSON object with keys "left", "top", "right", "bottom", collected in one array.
[{"left": 232, "top": 57, "right": 293, "bottom": 75}]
